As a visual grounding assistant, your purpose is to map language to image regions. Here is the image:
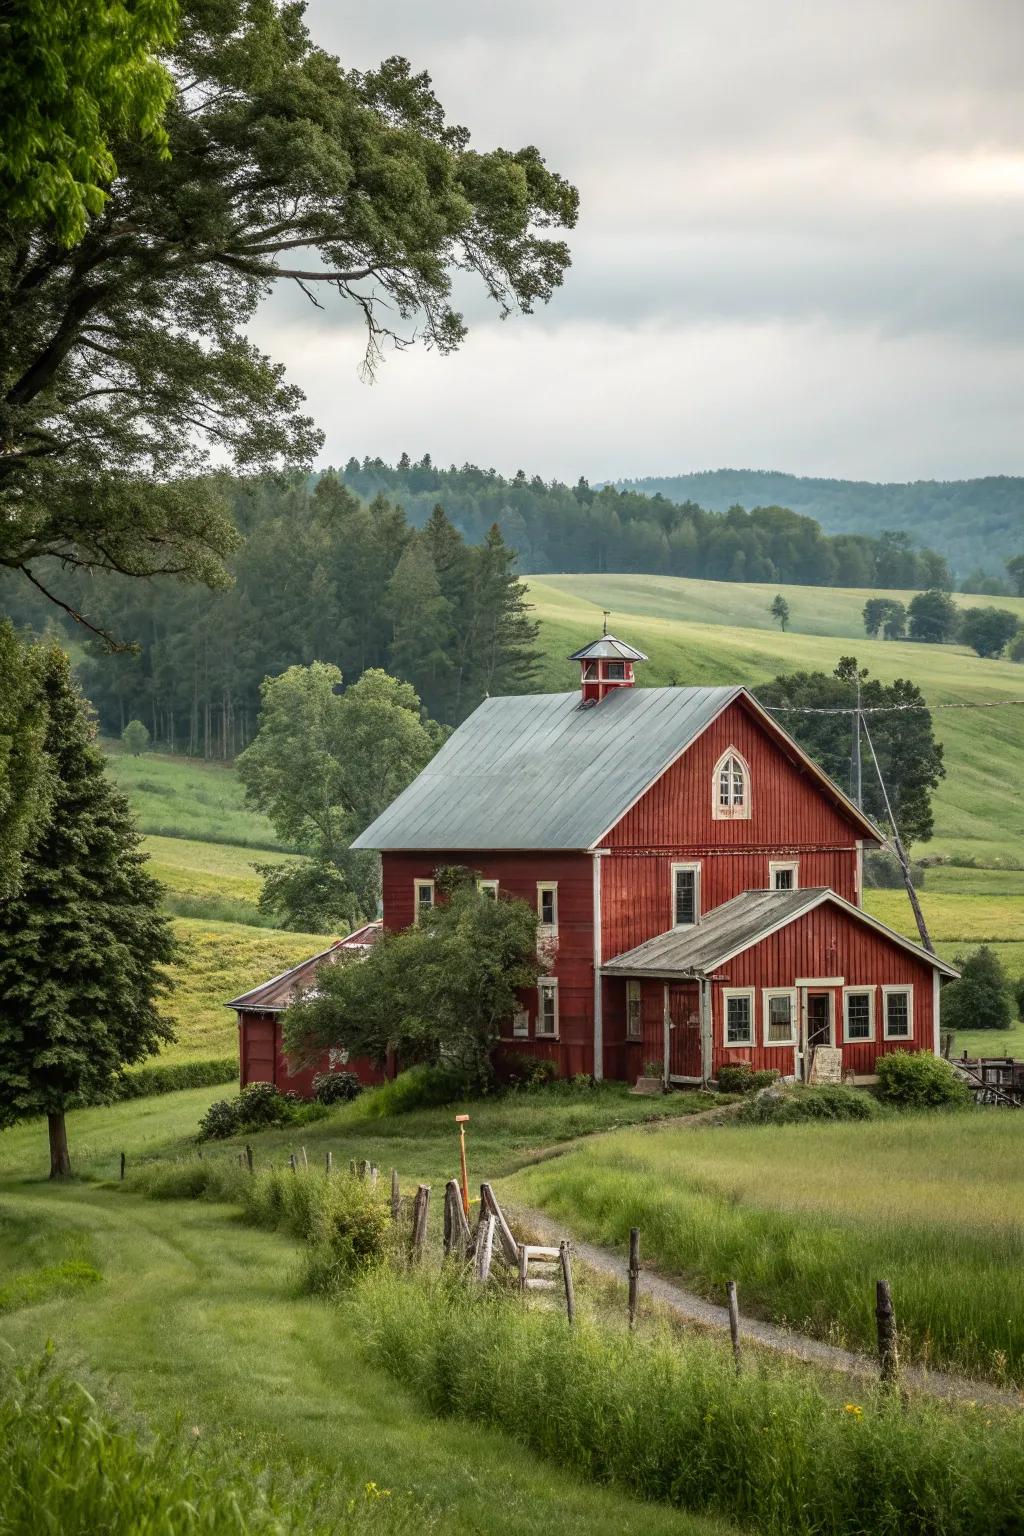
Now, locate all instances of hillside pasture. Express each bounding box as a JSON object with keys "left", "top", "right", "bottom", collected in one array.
[
  {"left": 142, "top": 834, "right": 300, "bottom": 926},
  {"left": 104, "top": 746, "right": 287, "bottom": 849}
]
